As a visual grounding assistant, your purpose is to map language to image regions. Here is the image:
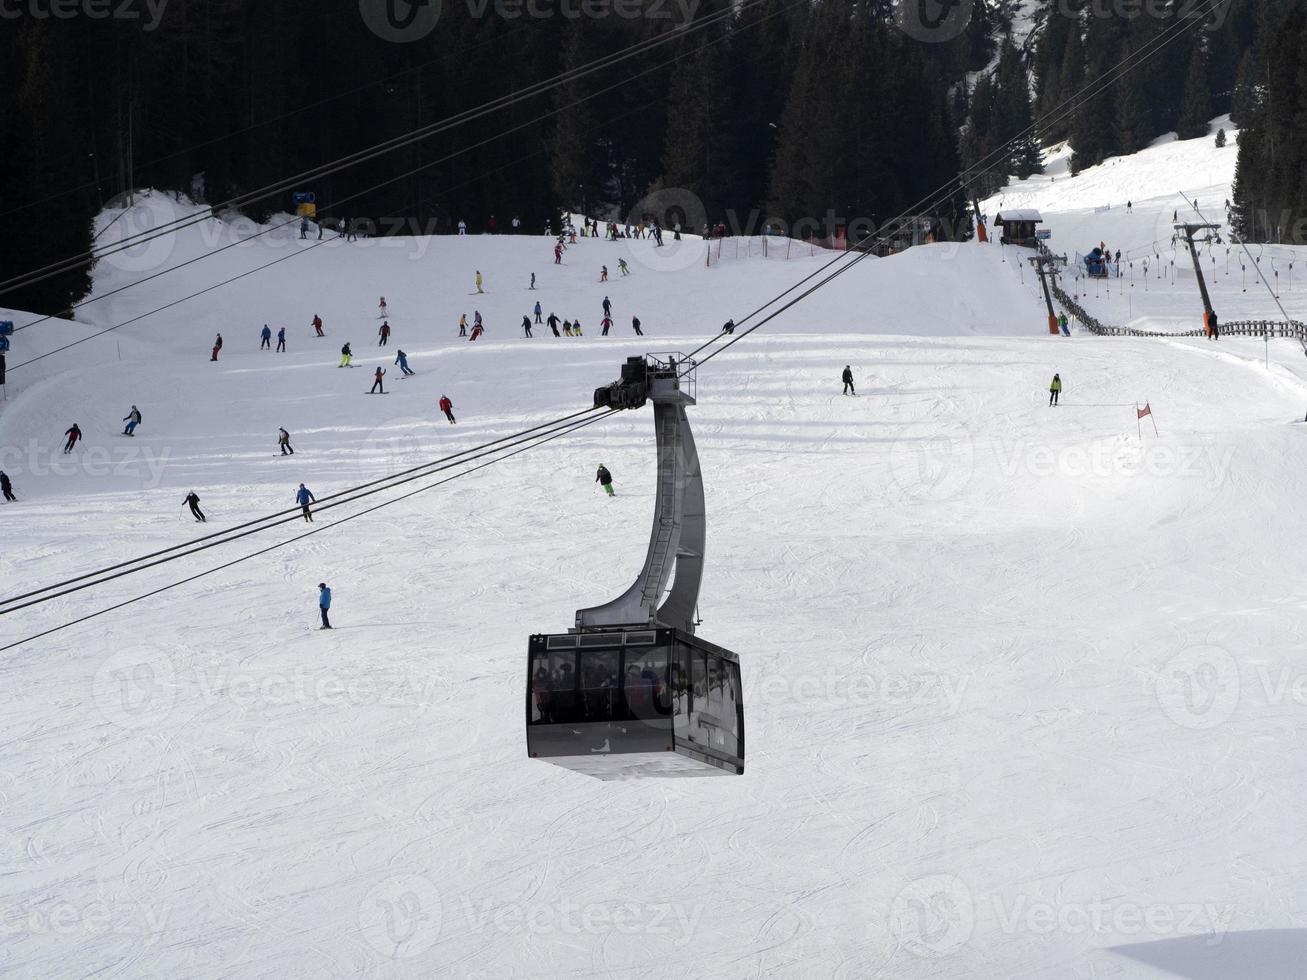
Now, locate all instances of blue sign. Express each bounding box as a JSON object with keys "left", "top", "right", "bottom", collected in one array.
[
  {"left": 292, "top": 192, "right": 316, "bottom": 205},
  {"left": 0, "top": 320, "right": 13, "bottom": 335},
  {"left": 1036, "top": 229, "right": 1053, "bottom": 240}
]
